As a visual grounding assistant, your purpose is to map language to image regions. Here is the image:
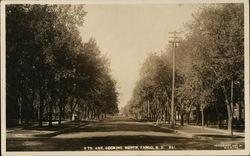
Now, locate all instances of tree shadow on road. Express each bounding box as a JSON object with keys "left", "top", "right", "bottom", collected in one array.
[
  {"left": 7, "top": 135, "right": 222, "bottom": 151},
  {"left": 61, "top": 122, "right": 174, "bottom": 135}
]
